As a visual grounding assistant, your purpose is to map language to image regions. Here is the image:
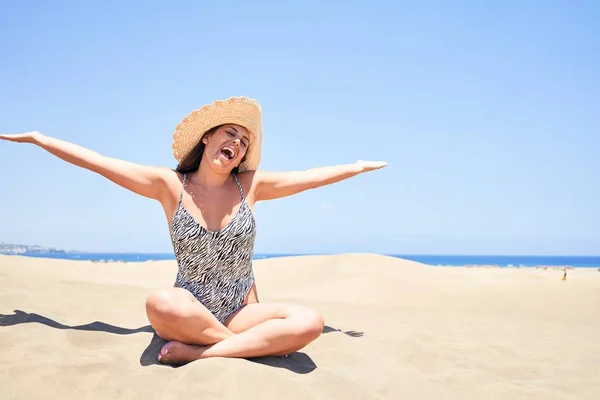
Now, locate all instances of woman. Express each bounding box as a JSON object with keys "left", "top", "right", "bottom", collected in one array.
[{"left": 0, "top": 96, "right": 386, "bottom": 365}]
